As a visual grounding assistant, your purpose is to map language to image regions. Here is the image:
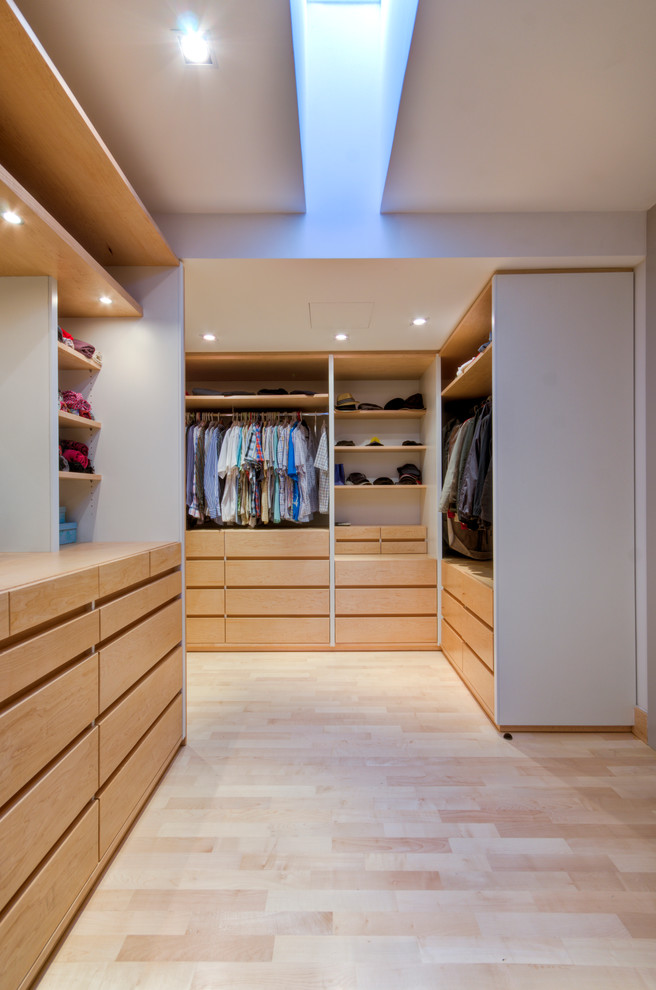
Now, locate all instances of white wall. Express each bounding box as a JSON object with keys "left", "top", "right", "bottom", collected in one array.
[
  {"left": 494, "top": 272, "right": 636, "bottom": 727},
  {"left": 62, "top": 266, "right": 184, "bottom": 545},
  {"left": 0, "top": 277, "right": 57, "bottom": 552},
  {"left": 646, "top": 208, "right": 656, "bottom": 746},
  {"left": 635, "top": 261, "right": 647, "bottom": 713}
]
